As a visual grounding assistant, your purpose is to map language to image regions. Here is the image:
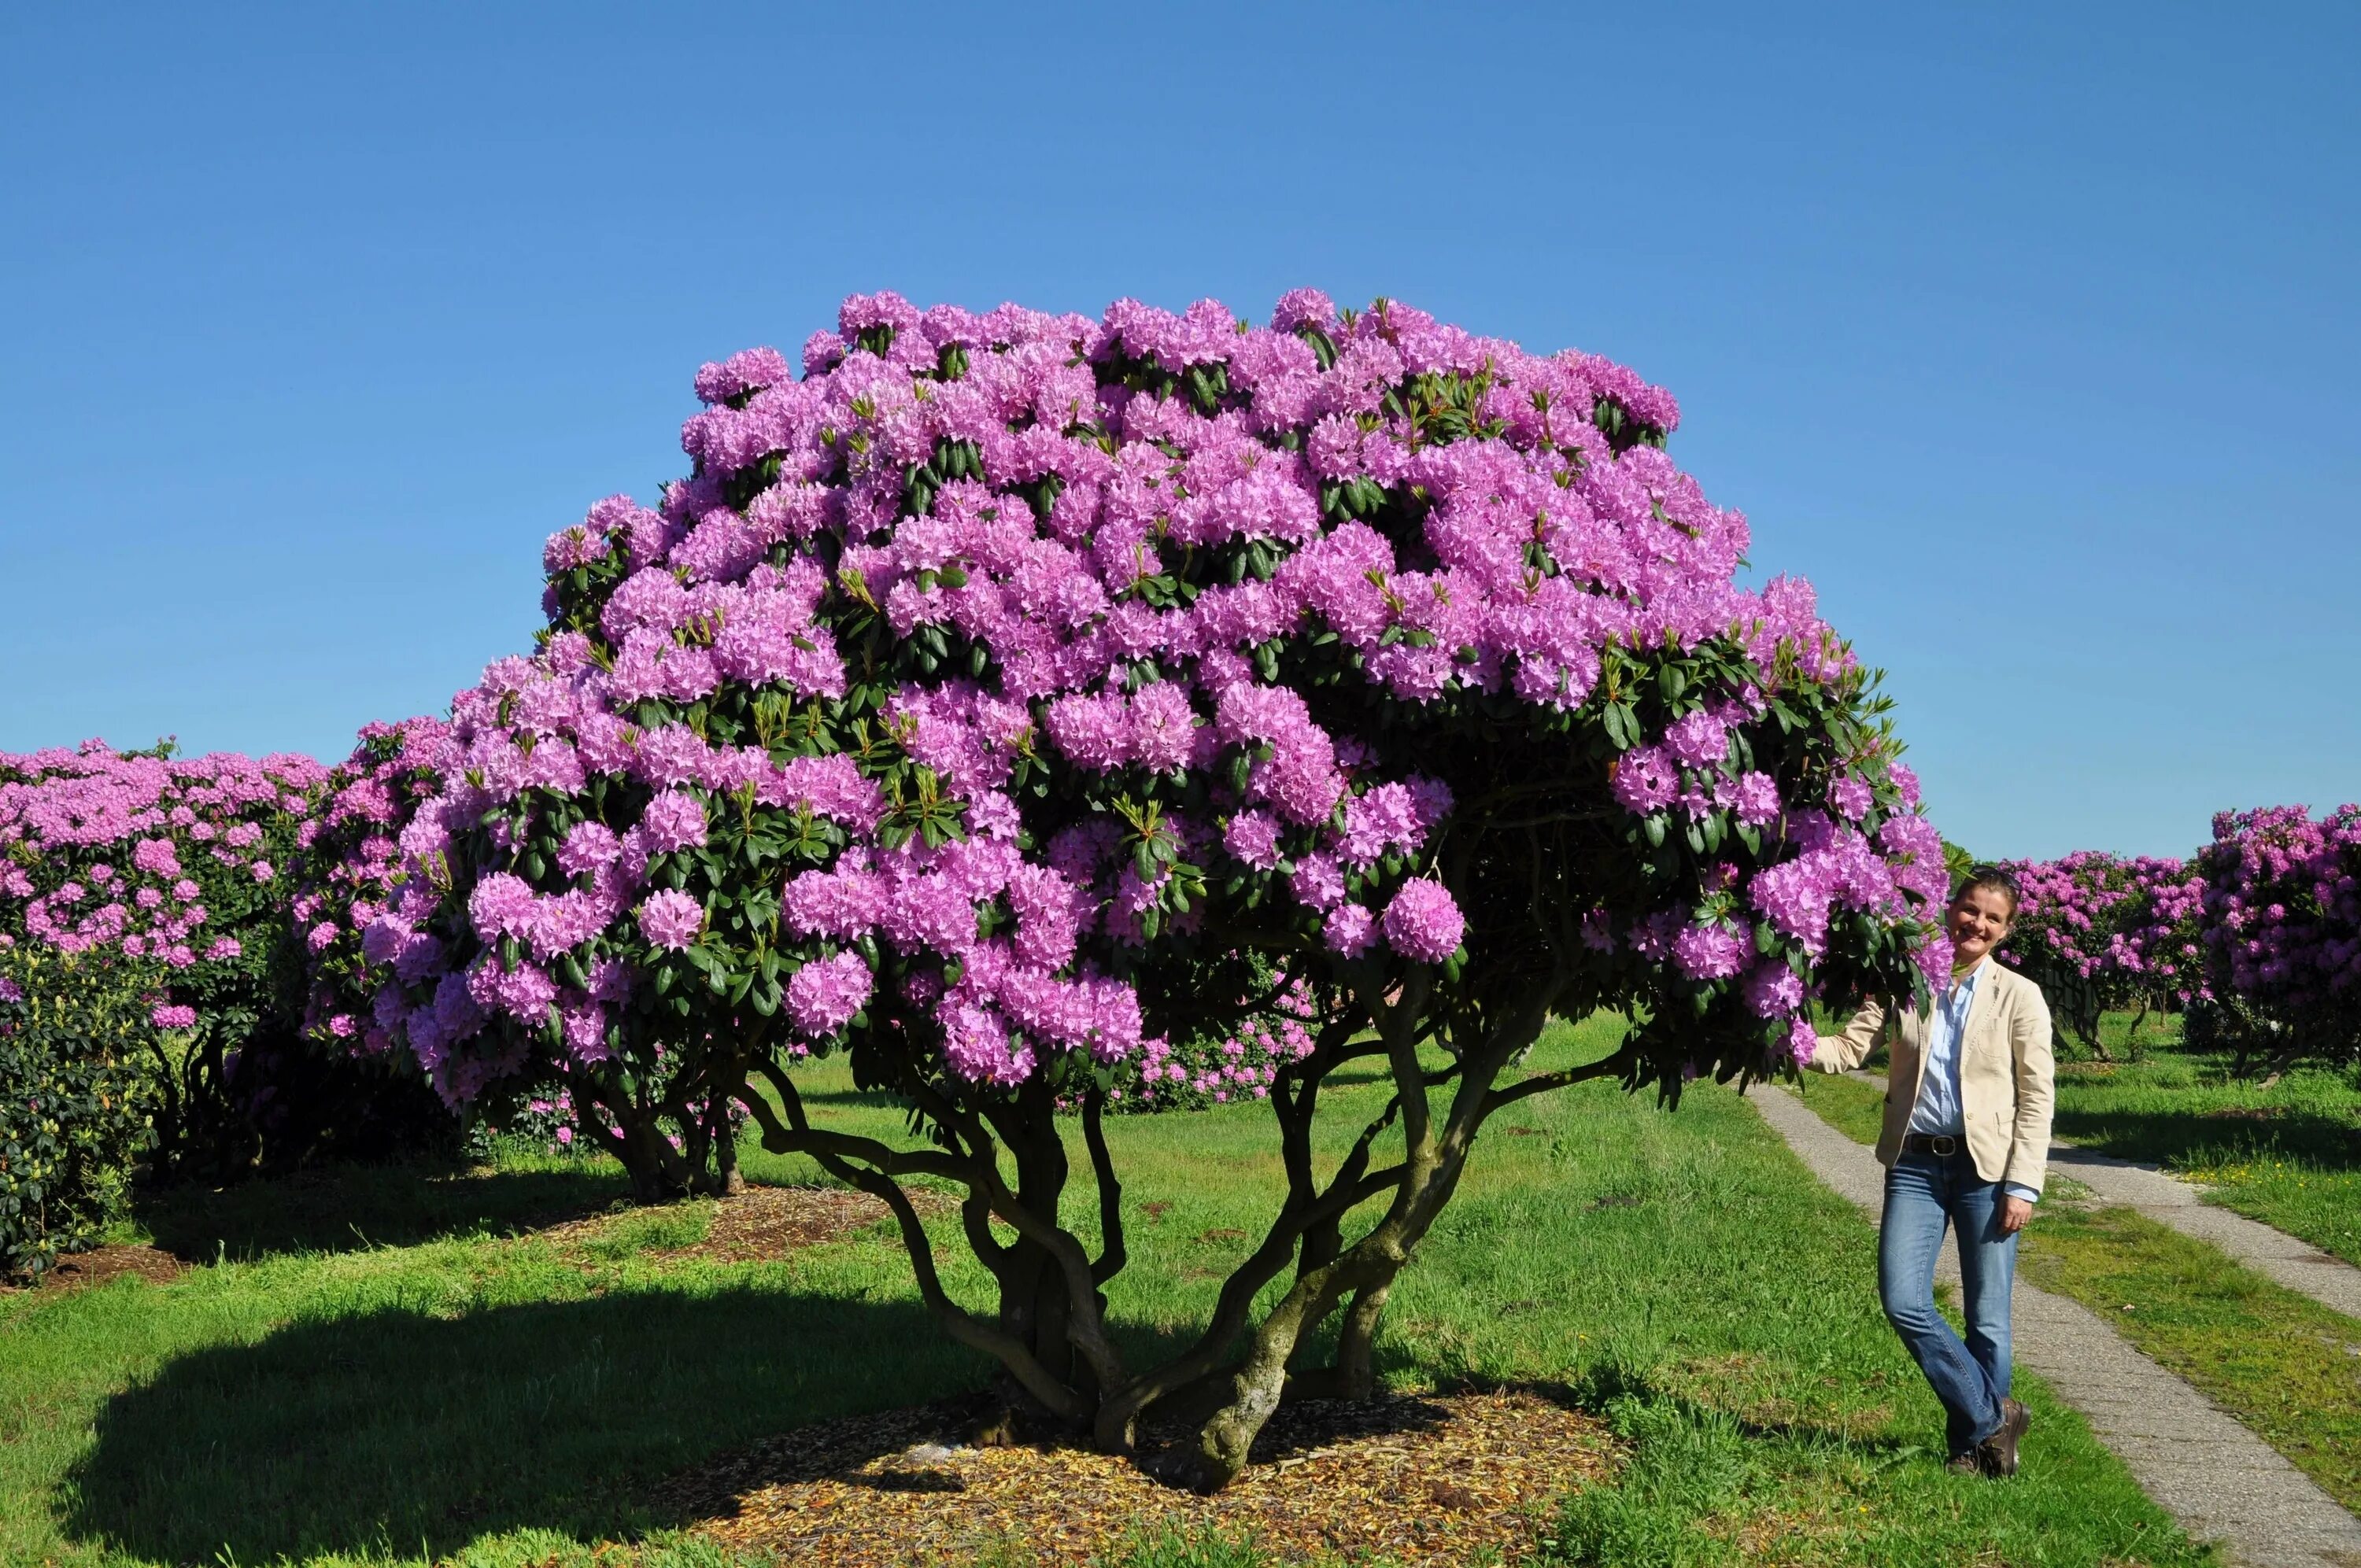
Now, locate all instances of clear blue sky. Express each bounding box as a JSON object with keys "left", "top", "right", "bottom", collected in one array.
[{"left": 3, "top": 4, "right": 2354, "bottom": 860}]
